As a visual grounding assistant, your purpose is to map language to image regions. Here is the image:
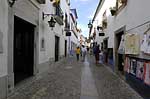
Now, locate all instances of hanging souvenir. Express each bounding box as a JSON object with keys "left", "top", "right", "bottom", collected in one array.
[
  {"left": 136, "top": 61, "right": 144, "bottom": 80},
  {"left": 144, "top": 62, "right": 150, "bottom": 86},
  {"left": 145, "top": 31, "right": 150, "bottom": 54},
  {"left": 124, "top": 57, "right": 130, "bottom": 73},
  {"left": 140, "top": 34, "right": 147, "bottom": 52},
  {"left": 130, "top": 59, "right": 137, "bottom": 75},
  {"left": 118, "top": 35, "right": 125, "bottom": 54}
]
